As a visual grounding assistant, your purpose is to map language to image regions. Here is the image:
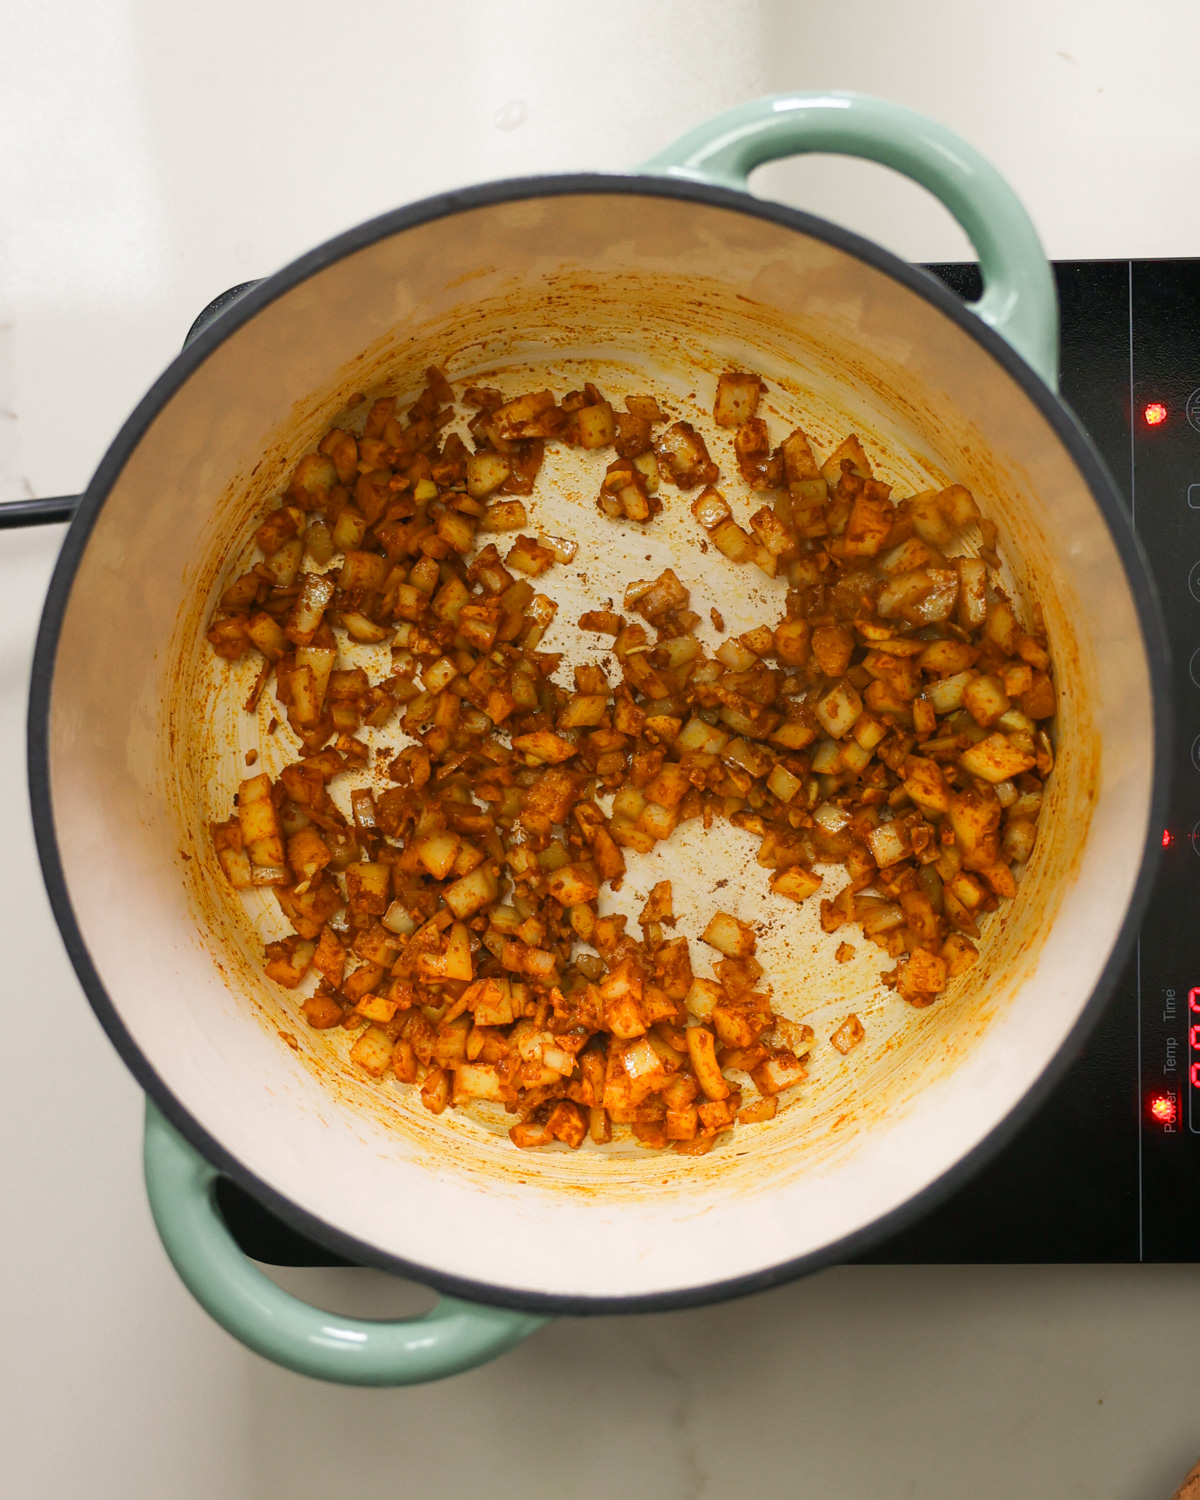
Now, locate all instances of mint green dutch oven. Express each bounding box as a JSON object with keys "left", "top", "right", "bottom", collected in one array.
[{"left": 30, "top": 93, "right": 1166, "bottom": 1385}]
